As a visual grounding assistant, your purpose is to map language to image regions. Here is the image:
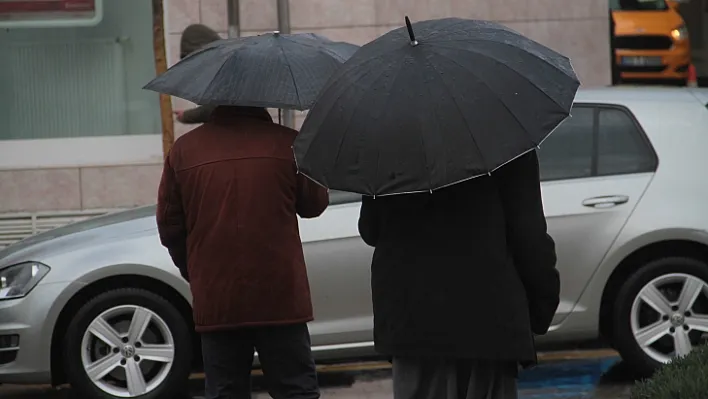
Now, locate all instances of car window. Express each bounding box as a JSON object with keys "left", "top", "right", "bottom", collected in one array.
[
  {"left": 538, "top": 106, "right": 594, "bottom": 181},
  {"left": 597, "top": 108, "right": 656, "bottom": 176},
  {"left": 329, "top": 190, "right": 361, "bottom": 205},
  {"left": 609, "top": 0, "right": 668, "bottom": 11}
]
